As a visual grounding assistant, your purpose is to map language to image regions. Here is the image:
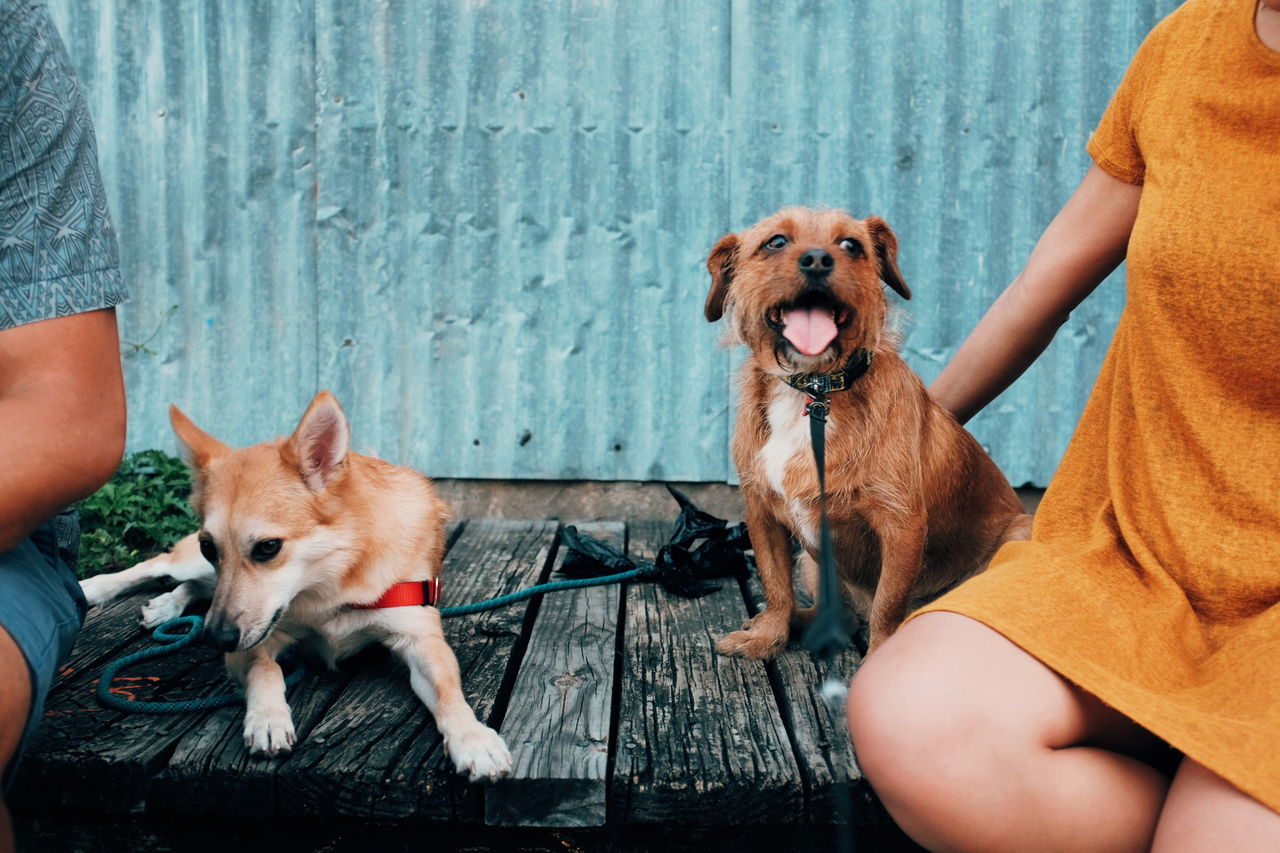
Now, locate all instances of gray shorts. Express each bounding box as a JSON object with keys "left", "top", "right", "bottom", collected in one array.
[{"left": 1, "top": 512, "right": 86, "bottom": 792}]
